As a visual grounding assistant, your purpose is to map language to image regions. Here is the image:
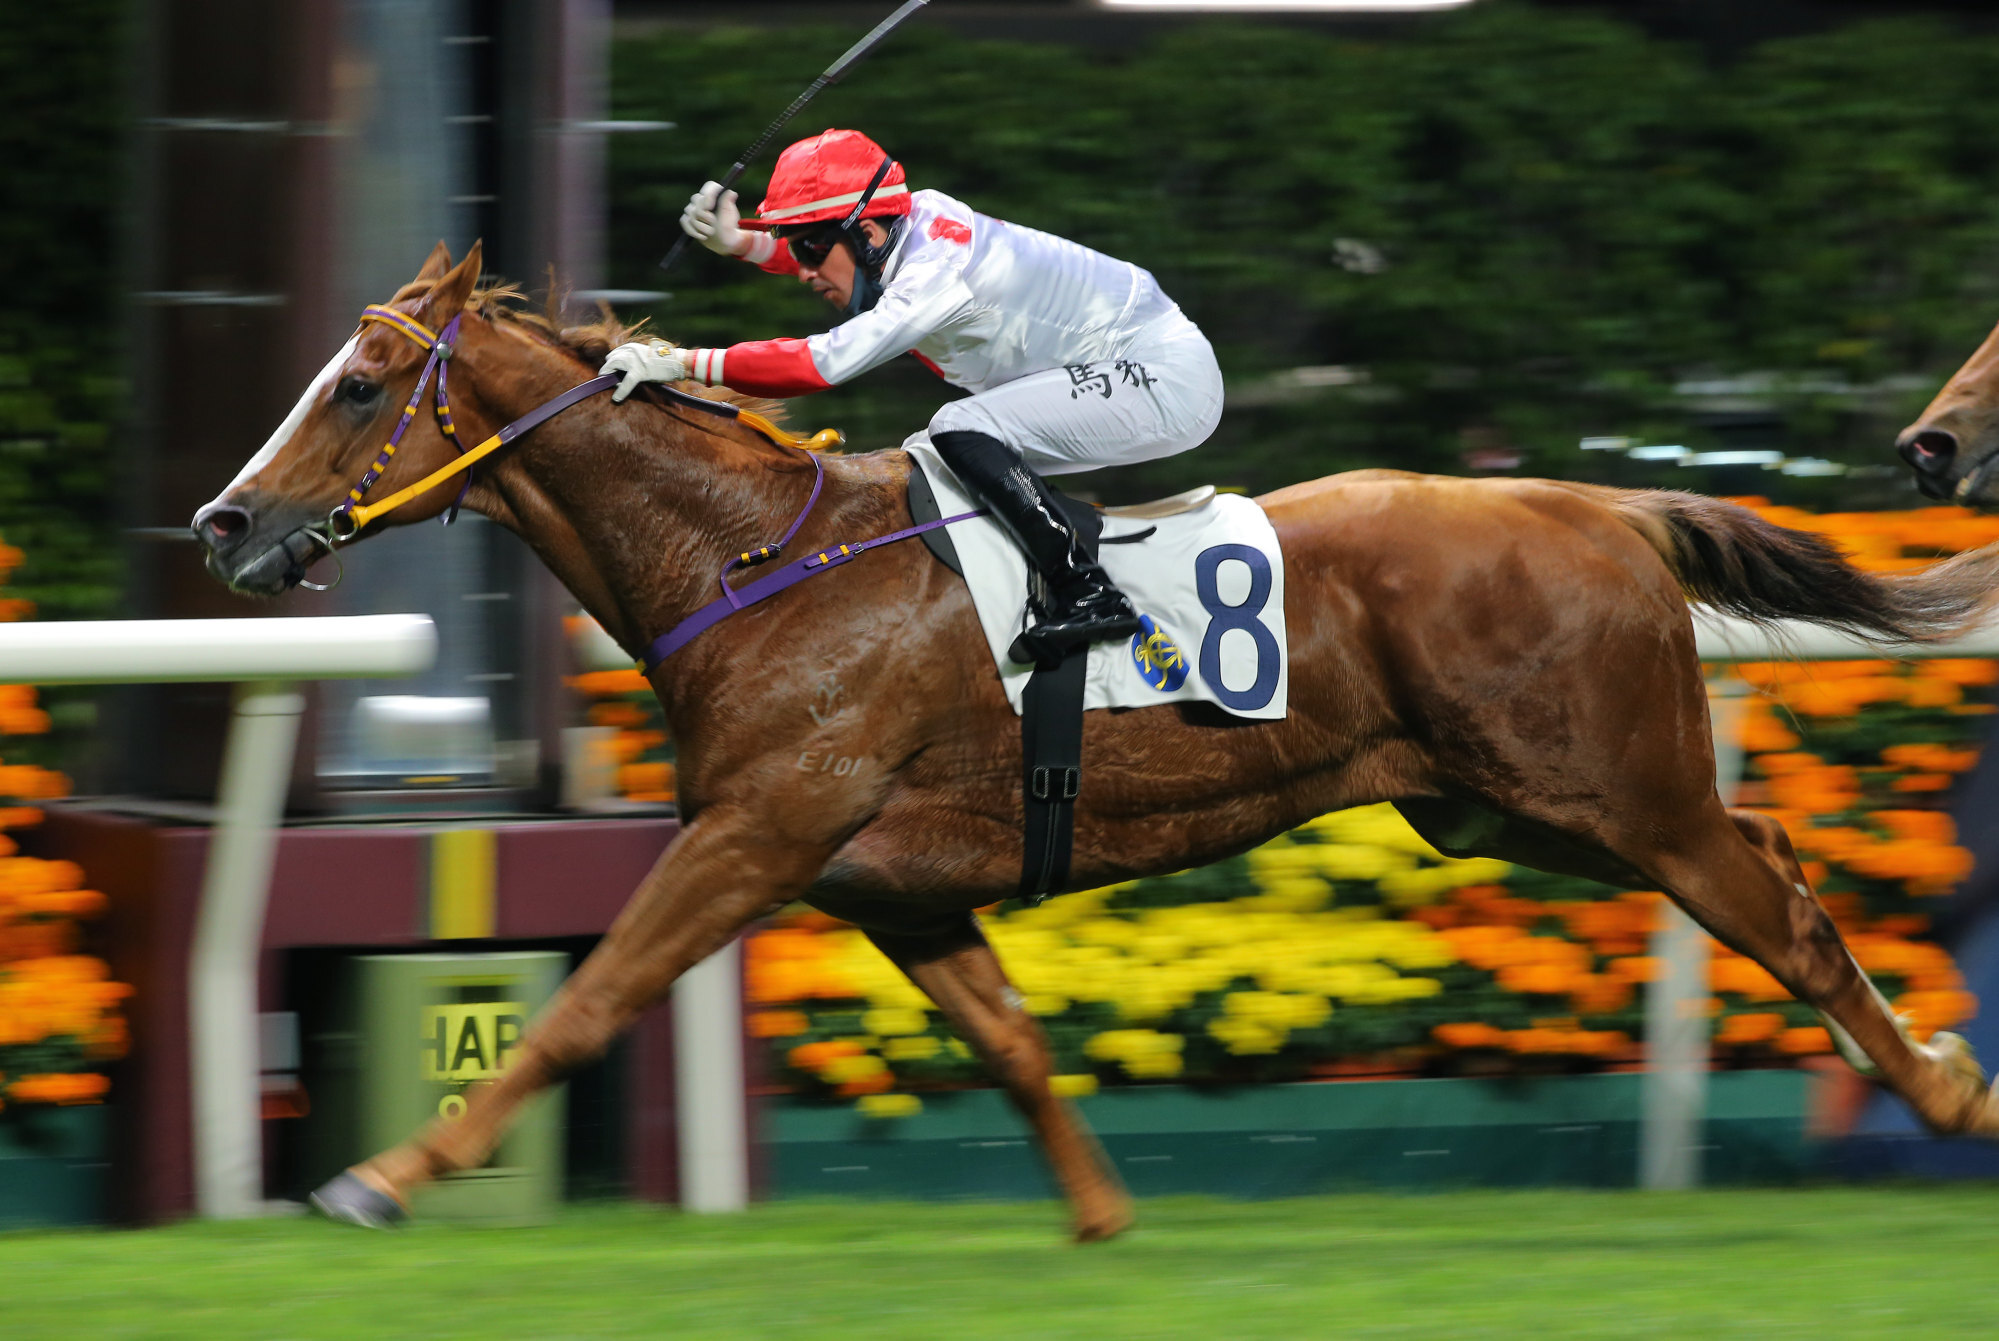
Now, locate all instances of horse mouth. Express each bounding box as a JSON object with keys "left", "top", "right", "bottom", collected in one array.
[
  {"left": 206, "top": 533, "right": 317, "bottom": 597},
  {"left": 1951, "top": 454, "right": 1999, "bottom": 510},
  {"left": 193, "top": 495, "right": 332, "bottom": 596}
]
